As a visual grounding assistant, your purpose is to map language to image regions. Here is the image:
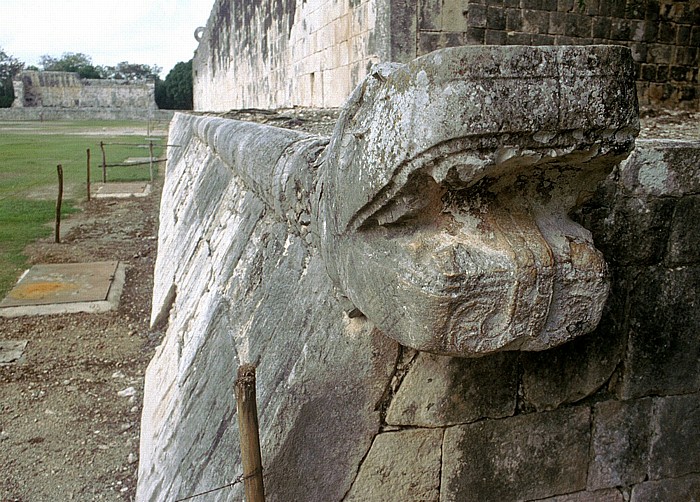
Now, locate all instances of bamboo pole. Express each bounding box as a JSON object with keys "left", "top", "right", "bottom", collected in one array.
[
  {"left": 100, "top": 141, "right": 107, "bottom": 183},
  {"left": 55, "top": 164, "right": 63, "bottom": 243},
  {"left": 235, "top": 364, "right": 265, "bottom": 502},
  {"left": 86, "top": 148, "right": 91, "bottom": 201}
]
